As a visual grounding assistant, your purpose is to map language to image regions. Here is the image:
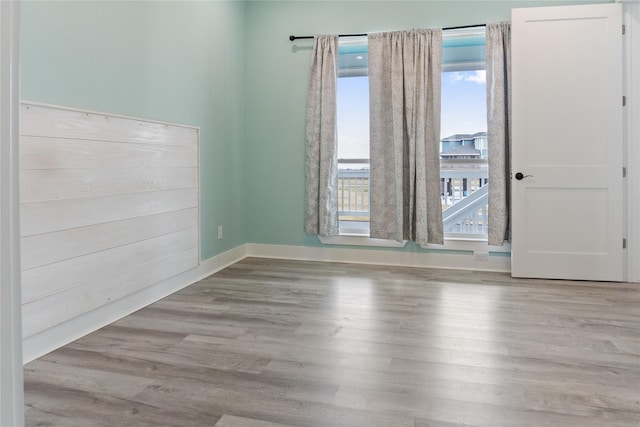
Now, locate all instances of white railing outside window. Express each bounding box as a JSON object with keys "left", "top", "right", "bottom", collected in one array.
[
  {"left": 338, "top": 159, "right": 370, "bottom": 235},
  {"left": 440, "top": 158, "right": 488, "bottom": 235},
  {"left": 338, "top": 169, "right": 369, "bottom": 219},
  {"left": 338, "top": 158, "right": 488, "bottom": 237}
]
